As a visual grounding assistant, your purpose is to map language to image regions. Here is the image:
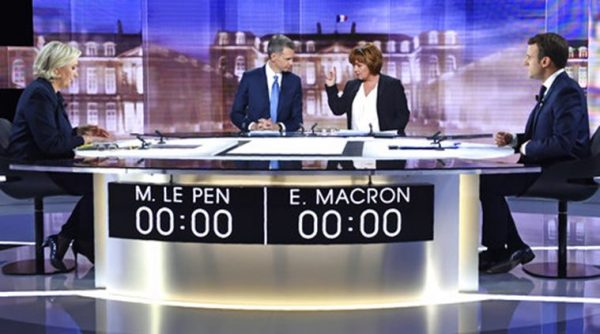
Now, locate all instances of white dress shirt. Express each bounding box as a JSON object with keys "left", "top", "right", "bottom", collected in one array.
[{"left": 351, "top": 82, "right": 379, "bottom": 132}]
